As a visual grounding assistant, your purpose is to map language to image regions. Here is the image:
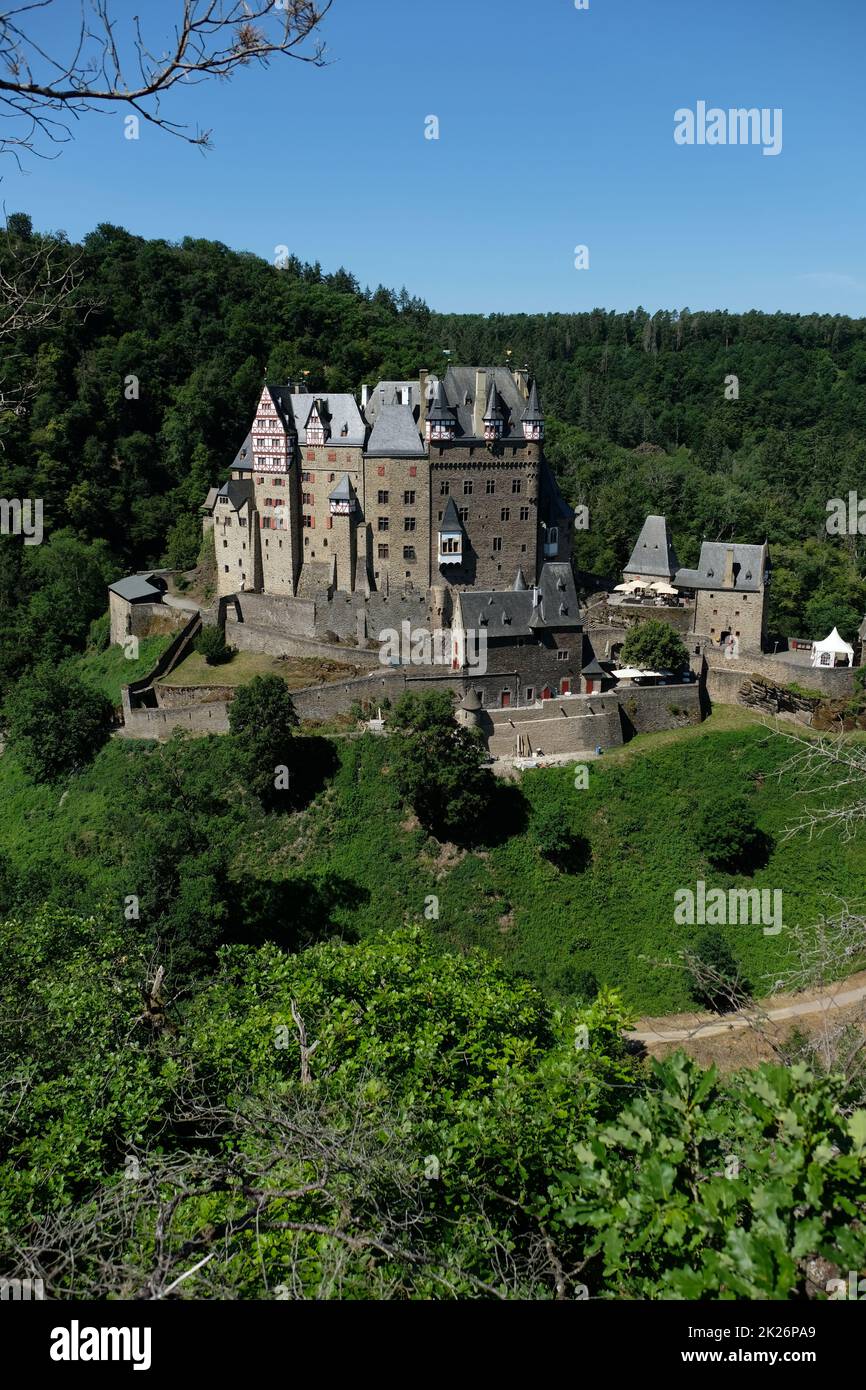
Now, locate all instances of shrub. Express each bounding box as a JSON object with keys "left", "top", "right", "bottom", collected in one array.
[
  {"left": 695, "top": 793, "right": 769, "bottom": 872},
  {"left": 687, "top": 928, "right": 751, "bottom": 1012},
  {"left": 195, "top": 626, "right": 234, "bottom": 666}
]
